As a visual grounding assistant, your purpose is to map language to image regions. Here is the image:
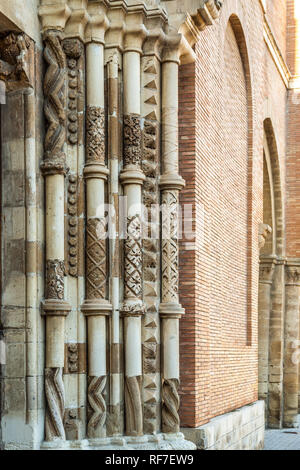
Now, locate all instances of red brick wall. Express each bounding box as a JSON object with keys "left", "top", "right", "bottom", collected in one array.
[{"left": 179, "top": 0, "right": 287, "bottom": 428}]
